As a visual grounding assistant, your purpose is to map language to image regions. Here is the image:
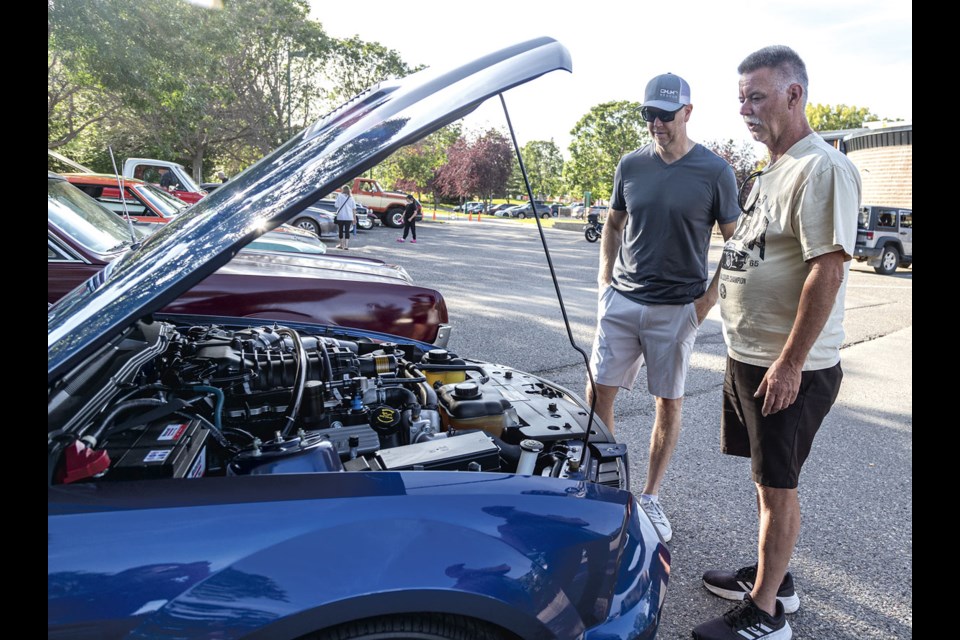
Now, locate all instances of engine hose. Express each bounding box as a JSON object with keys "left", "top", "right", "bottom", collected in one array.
[
  {"left": 87, "top": 398, "right": 168, "bottom": 446},
  {"left": 318, "top": 337, "right": 334, "bottom": 385},
  {"left": 378, "top": 385, "right": 419, "bottom": 410},
  {"left": 402, "top": 363, "right": 438, "bottom": 408},
  {"left": 490, "top": 435, "right": 522, "bottom": 466},
  {"left": 382, "top": 374, "right": 429, "bottom": 387},
  {"left": 189, "top": 385, "right": 225, "bottom": 432},
  {"left": 188, "top": 413, "right": 235, "bottom": 450},
  {"left": 276, "top": 328, "right": 307, "bottom": 437}
]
